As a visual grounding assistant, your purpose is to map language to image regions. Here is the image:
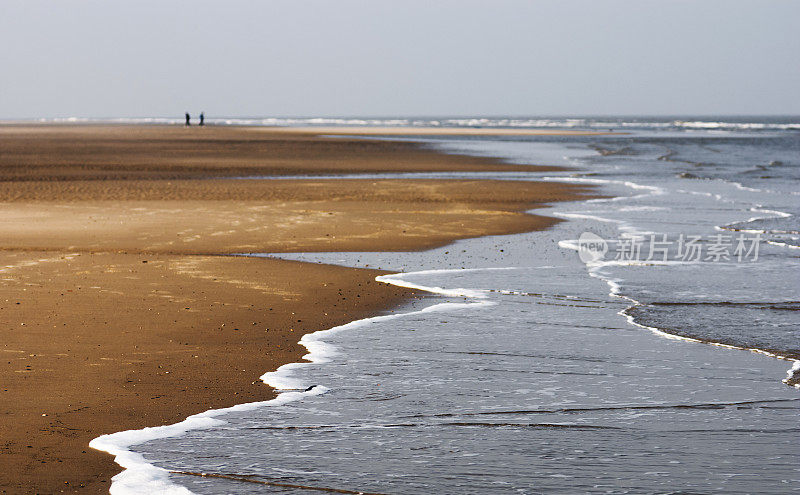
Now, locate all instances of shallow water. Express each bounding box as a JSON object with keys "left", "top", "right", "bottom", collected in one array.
[
  {"left": 430, "top": 130, "right": 800, "bottom": 359},
  {"left": 97, "top": 122, "right": 800, "bottom": 494},
  {"left": 153, "top": 223, "right": 799, "bottom": 494}
]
